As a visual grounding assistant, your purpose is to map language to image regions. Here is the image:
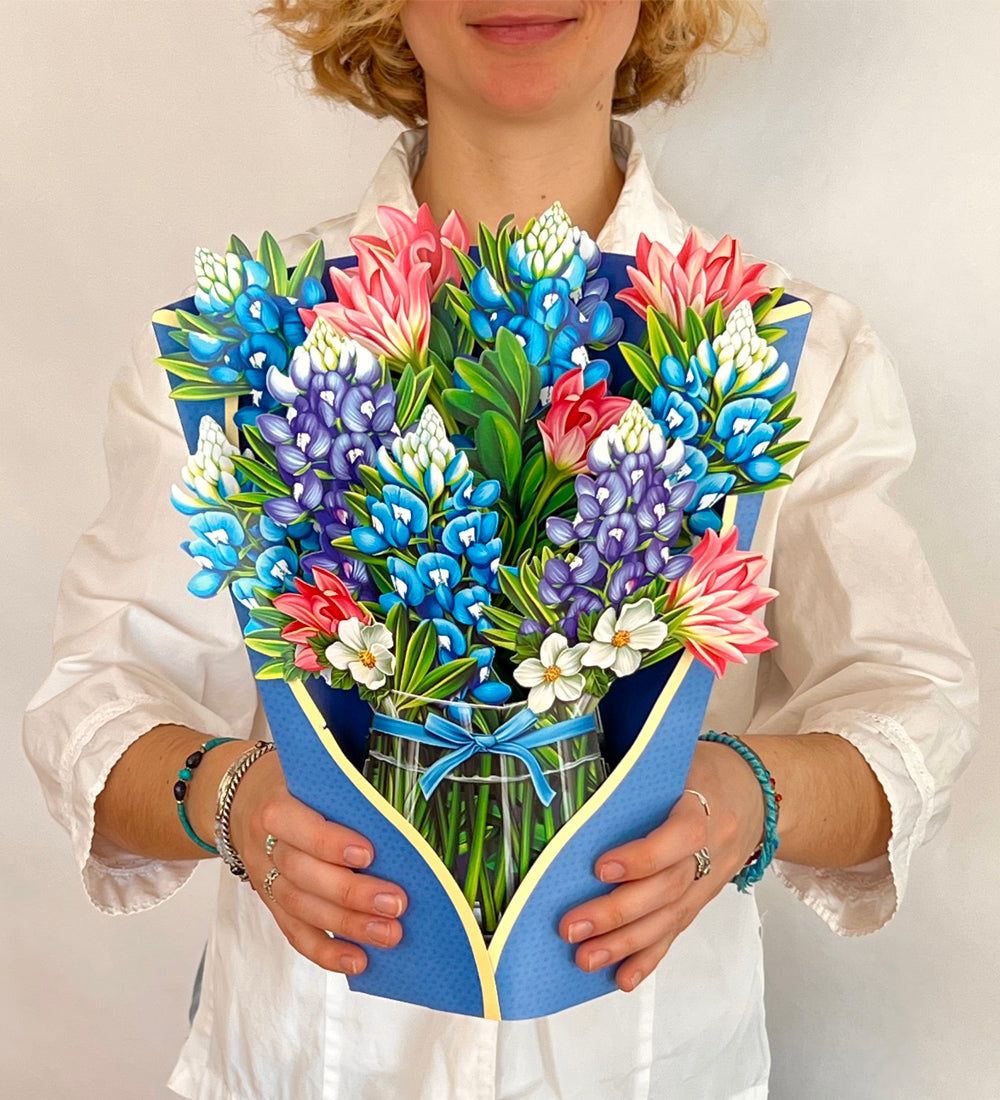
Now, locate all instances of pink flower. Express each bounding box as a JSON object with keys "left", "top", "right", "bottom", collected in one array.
[
  {"left": 312, "top": 251, "right": 433, "bottom": 363},
  {"left": 310, "top": 204, "right": 468, "bottom": 363},
  {"left": 351, "top": 204, "right": 470, "bottom": 298},
  {"left": 664, "top": 527, "right": 777, "bottom": 678},
  {"left": 537, "top": 369, "right": 632, "bottom": 474},
  {"left": 273, "top": 567, "right": 371, "bottom": 673},
  {"left": 616, "top": 228, "right": 770, "bottom": 336}
]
